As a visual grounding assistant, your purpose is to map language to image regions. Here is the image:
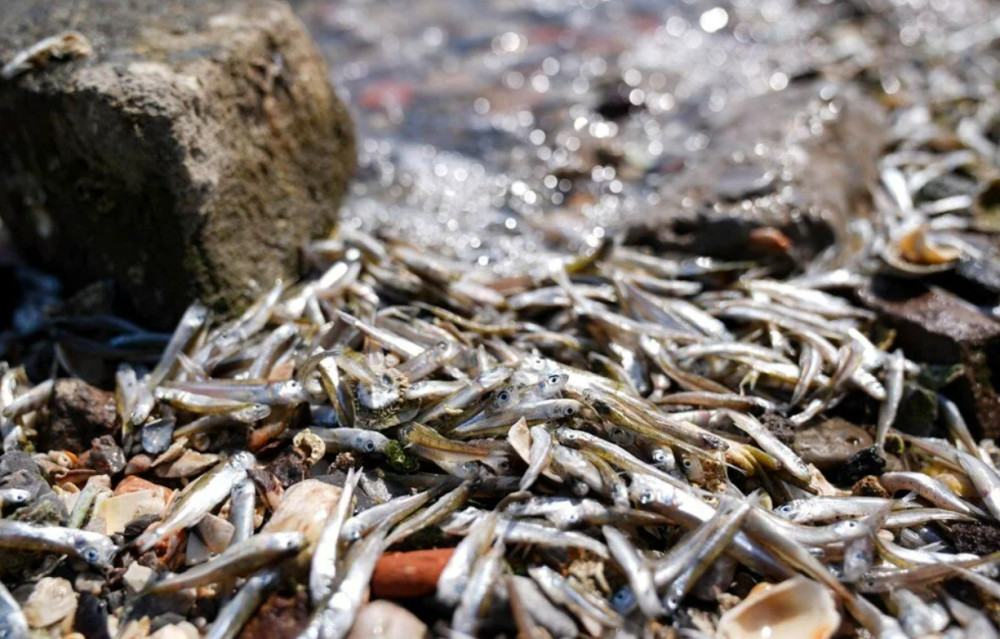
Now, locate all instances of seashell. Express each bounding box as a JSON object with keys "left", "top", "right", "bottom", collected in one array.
[
  {"left": 882, "top": 224, "right": 962, "bottom": 276},
  {"left": 261, "top": 478, "right": 342, "bottom": 573},
  {"left": 293, "top": 429, "right": 326, "bottom": 466},
  {"left": 196, "top": 513, "right": 235, "bottom": 554},
  {"left": 149, "top": 622, "right": 200, "bottom": 639},
  {"left": 185, "top": 529, "right": 213, "bottom": 566},
  {"left": 141, "top": 417, "right": 176, "bottom": 455},
  {"left": 154, "top": 450, "right": 221, "bottom": 479},
  {"left": 717, "top": 576, "right": 840, "bottom": 639},
  {"left": 23, "top": 577, "right": 78, "bottom": 628},
  {"left": 93, "top": 489, "right": 168, "bottom": 535},
  {"left": 122, "top": 562, "right": 155, "bottom": 594},
  {"left": 347, "top": 600, "right": 430, "bottom": 639}
]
